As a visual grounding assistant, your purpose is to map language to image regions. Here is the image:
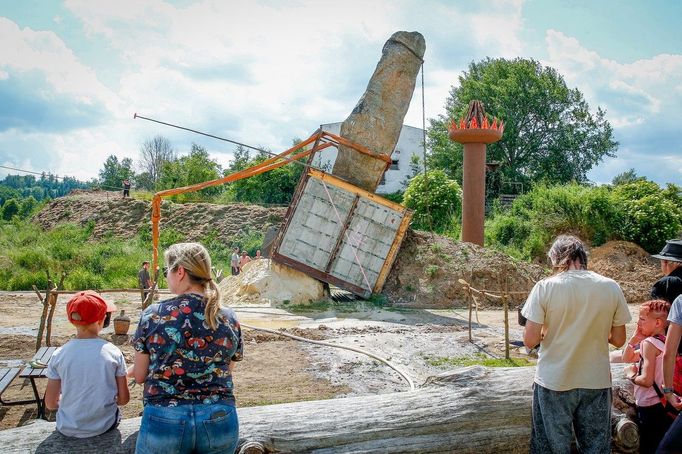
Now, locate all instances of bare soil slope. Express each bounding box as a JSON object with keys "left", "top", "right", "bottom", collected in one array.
[
  {"left": 33, "top": 190, "right": 286, "bottom": 241},
  {"left": 589, "top": 240, "right": 661, "bottom": 304},
  {"left": 32, "top": 191, "right": 659, "bottom": 306},
  {"left": 384, "top": 230, "right": 547, "bottom": 308}
]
